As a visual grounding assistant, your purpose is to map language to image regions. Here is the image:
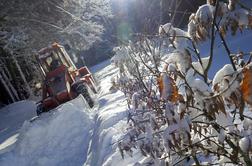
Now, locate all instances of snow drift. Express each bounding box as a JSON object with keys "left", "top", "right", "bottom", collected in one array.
[
  {"left": 0, "top": 100, "right": 36, "bottom": 152},
  {"left": 85, "top": 61, "right": 145, "bottom": 166},
  {"left": 0, "top": 95, "right": 94, "bottom": 166}
]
